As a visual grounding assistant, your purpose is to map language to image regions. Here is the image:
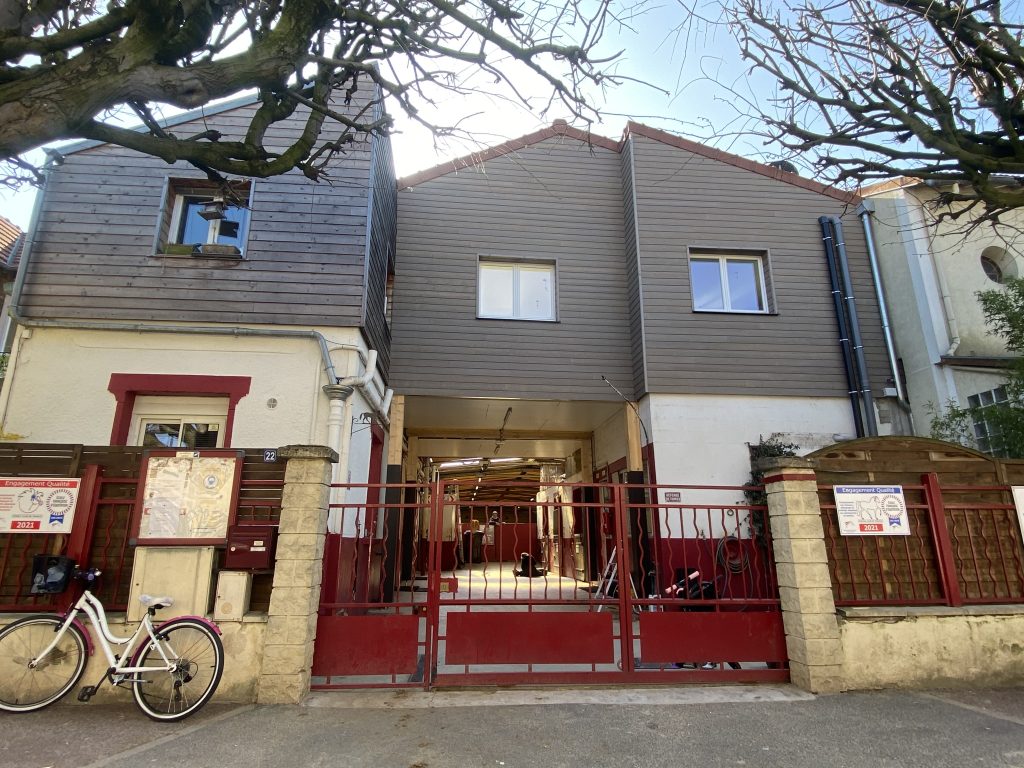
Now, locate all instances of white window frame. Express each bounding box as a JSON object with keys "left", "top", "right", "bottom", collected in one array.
[
  {"left": 160, "top": 179, "right": 254, "bottom": 256},
  {"left": 688, "top": 250, "right": 770, "bottom": 314},
  {"left": 477, "top": 257, "right": 557, "bottom": 321},
  {"left": 130, "top": 396, "right": 229, "bottom": 449},
  {"left": 133, "top": 415, "right": 225, "bottom": 449}
]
